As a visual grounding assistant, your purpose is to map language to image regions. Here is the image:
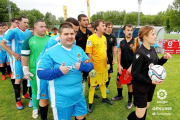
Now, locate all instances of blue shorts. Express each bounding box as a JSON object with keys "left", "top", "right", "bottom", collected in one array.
[
  {"left": 0, "top": 50, "right": 7, "bottom": 64},
  {"left": 37, "top": 77, "right": 49, "bottom": 99},
  {"left": 6, "top": 51, "right": 10, "bottom": 63},
  {"left": 12, "top": 58, "right": 23, "bottom": 79},
  {"left": 52, "top": 96, "right": 87, "bottom": 120}
]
